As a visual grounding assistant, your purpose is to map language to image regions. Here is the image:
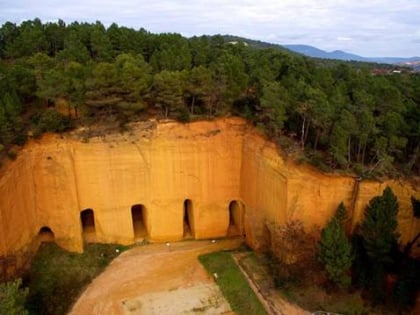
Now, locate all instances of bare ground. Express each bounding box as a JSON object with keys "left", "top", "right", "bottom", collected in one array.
[
  {"left": 69, "top": 239, "right": 310, "bottom": 315},
  {"left": 69, "top": 239, "right": 242, "bottom": 315}
]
